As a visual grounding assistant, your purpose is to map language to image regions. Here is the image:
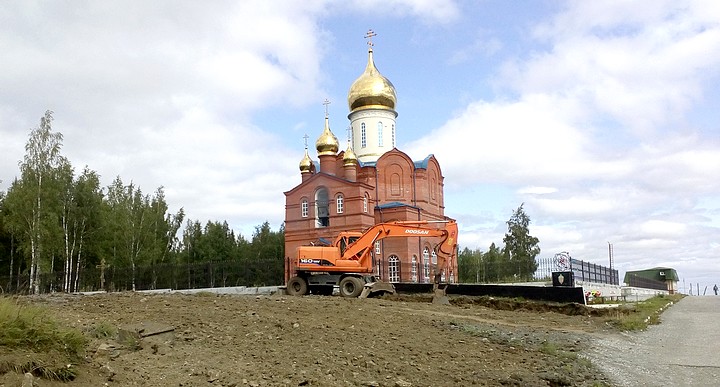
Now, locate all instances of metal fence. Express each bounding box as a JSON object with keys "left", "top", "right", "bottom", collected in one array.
[
  {"left": 0, "top": 258, "right": 284, "bottom": 294},
  {"left": 625, "top": 274, "right": 667, "bottom": 291},
  {"left": 535, "top": 255, "right": 619, "bottom": 285}
]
